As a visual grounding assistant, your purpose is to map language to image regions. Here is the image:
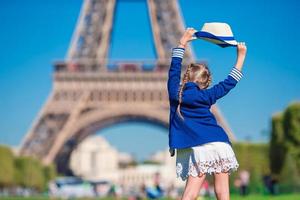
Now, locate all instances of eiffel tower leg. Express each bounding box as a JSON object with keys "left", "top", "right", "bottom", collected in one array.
[
  {"left": 147, "top": 0, "right": 195, "bottom": 66},
  {"left": 211, "top": 105, "right": 236, "bottom": 142},
  {"left": 43, "top": 92, "right": 90, "bottom": 164},
  {"left": 67, "top": 0, "right": 116, "bottom": 71},
  {"left": 20, "top": 92, "right": 70, "bottom": 160}
]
